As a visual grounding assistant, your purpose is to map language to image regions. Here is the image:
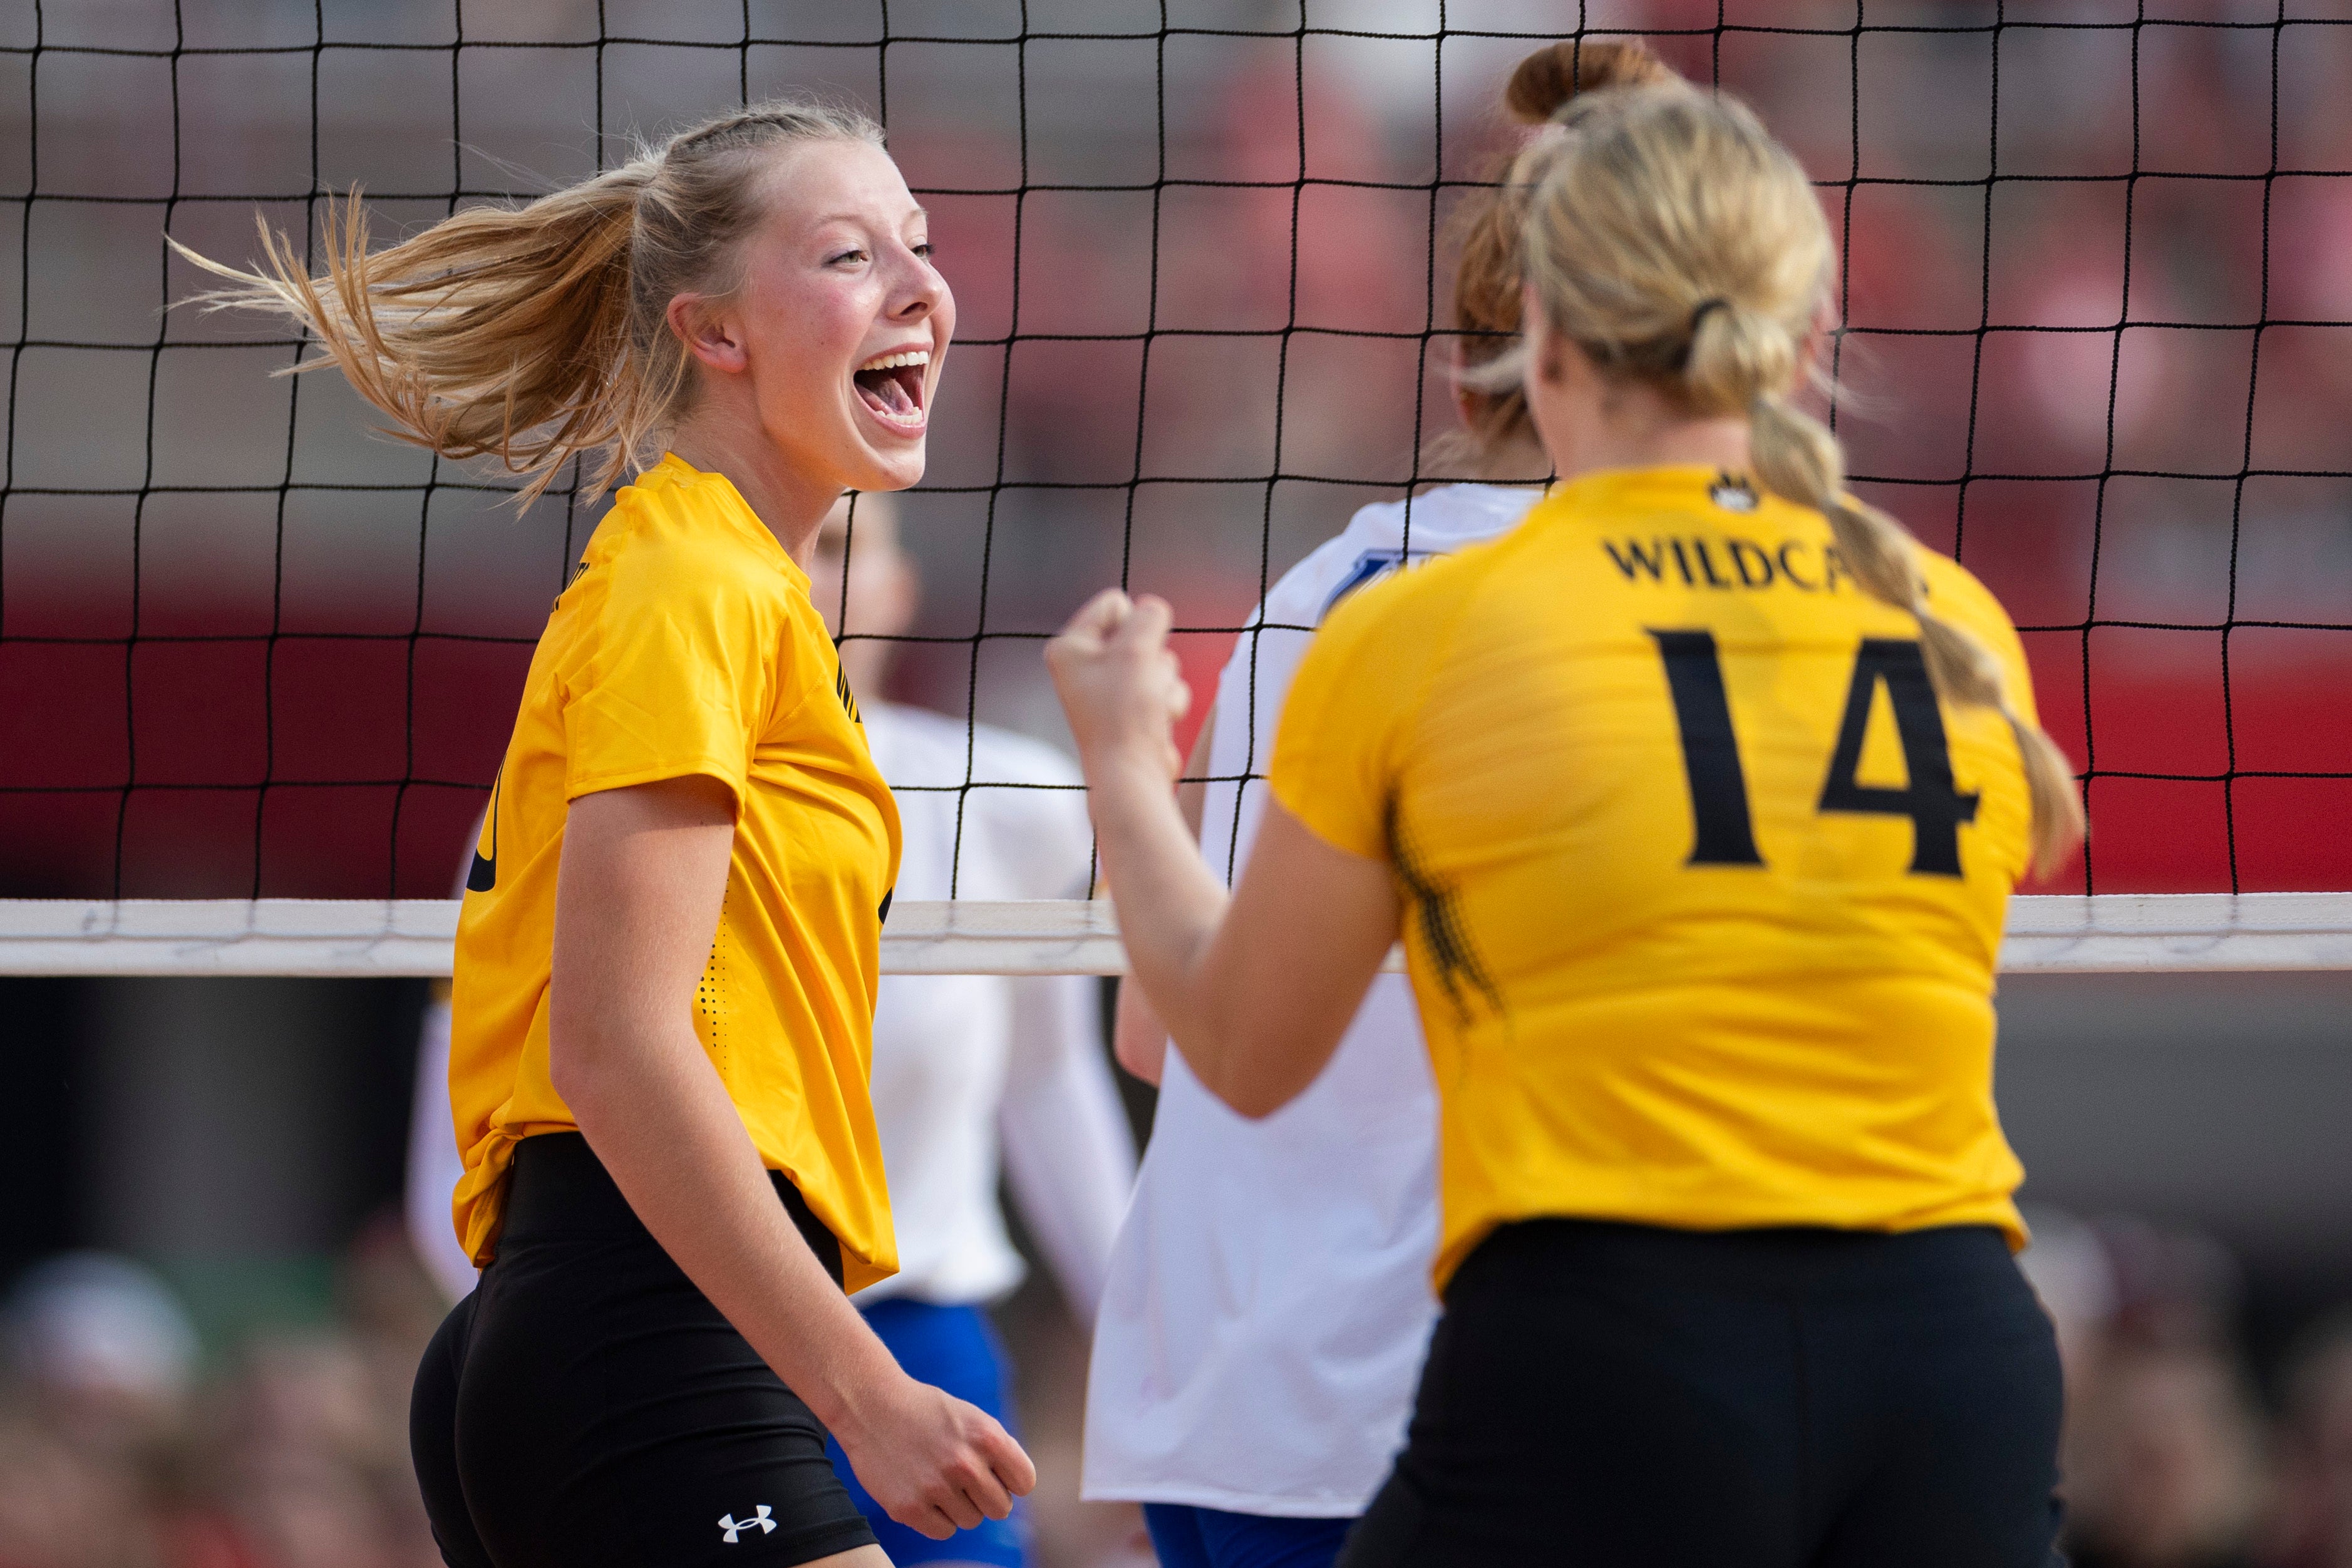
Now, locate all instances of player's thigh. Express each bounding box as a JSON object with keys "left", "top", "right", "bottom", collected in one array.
[
  {"left": 1813, "top": 1247, "right": 2066, "bottom": 1568},
  {"left": 410, "top": 1289, "right": 493, "bottom": 1568},
  {"left": 1343, "top": 1221, "right": 1804, "bottom": 1568},
  {"left": 453, "top": 1239, "right": 877, "bottom": 1568}
]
